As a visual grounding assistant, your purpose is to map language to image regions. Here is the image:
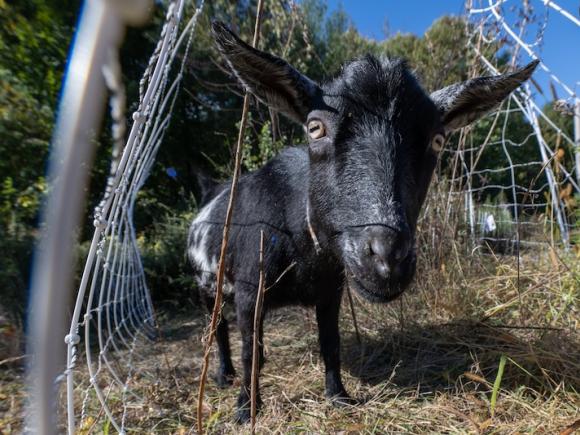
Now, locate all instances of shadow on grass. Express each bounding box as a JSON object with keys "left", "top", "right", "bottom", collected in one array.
[
  {"left": 156, "top": 307, "right": 580, "bottom": 398},
  {"left": 160, "top": 321, "right": 199, "bottom": 342},
  {"left": 341, "top": 320, "right": 580, "bottom": 394}
]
